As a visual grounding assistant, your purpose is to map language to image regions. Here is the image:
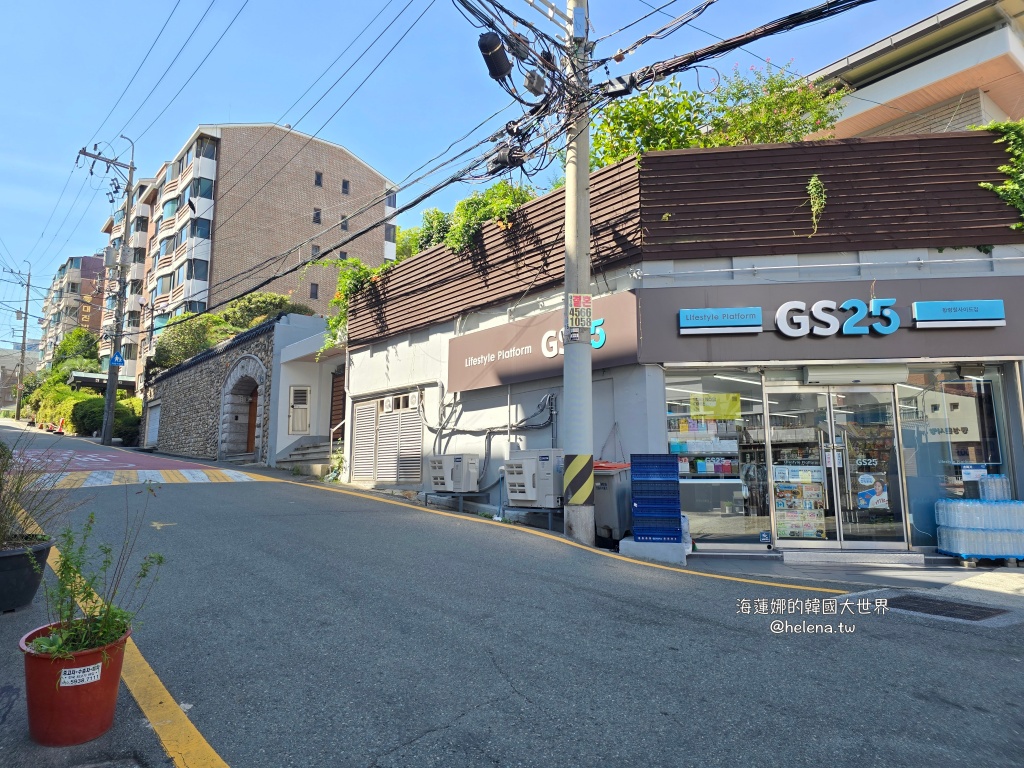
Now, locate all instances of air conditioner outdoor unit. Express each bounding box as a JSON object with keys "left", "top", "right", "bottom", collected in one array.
[
  {"left": 504, "top": 449, "right": 563, "bottom": 509},
  {"left": 803, "top": 364, "right": 909, "bottom": 386},
  {"left": 428, "top": 455, "right": 479, "bottom": 492}
]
